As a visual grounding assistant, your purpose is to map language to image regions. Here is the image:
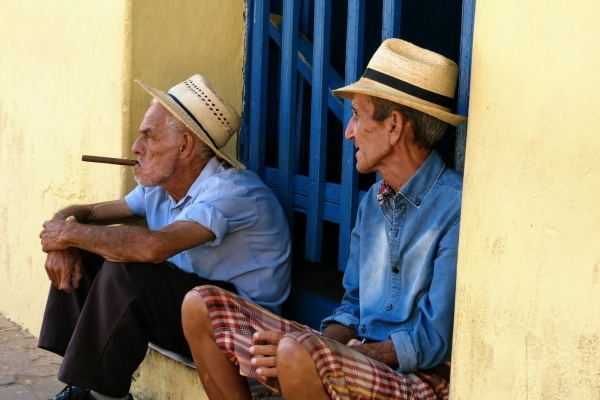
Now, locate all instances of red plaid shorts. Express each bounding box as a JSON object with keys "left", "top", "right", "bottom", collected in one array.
[{"left": 195, "top": 285, "right": 450, "bottom": 400}]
